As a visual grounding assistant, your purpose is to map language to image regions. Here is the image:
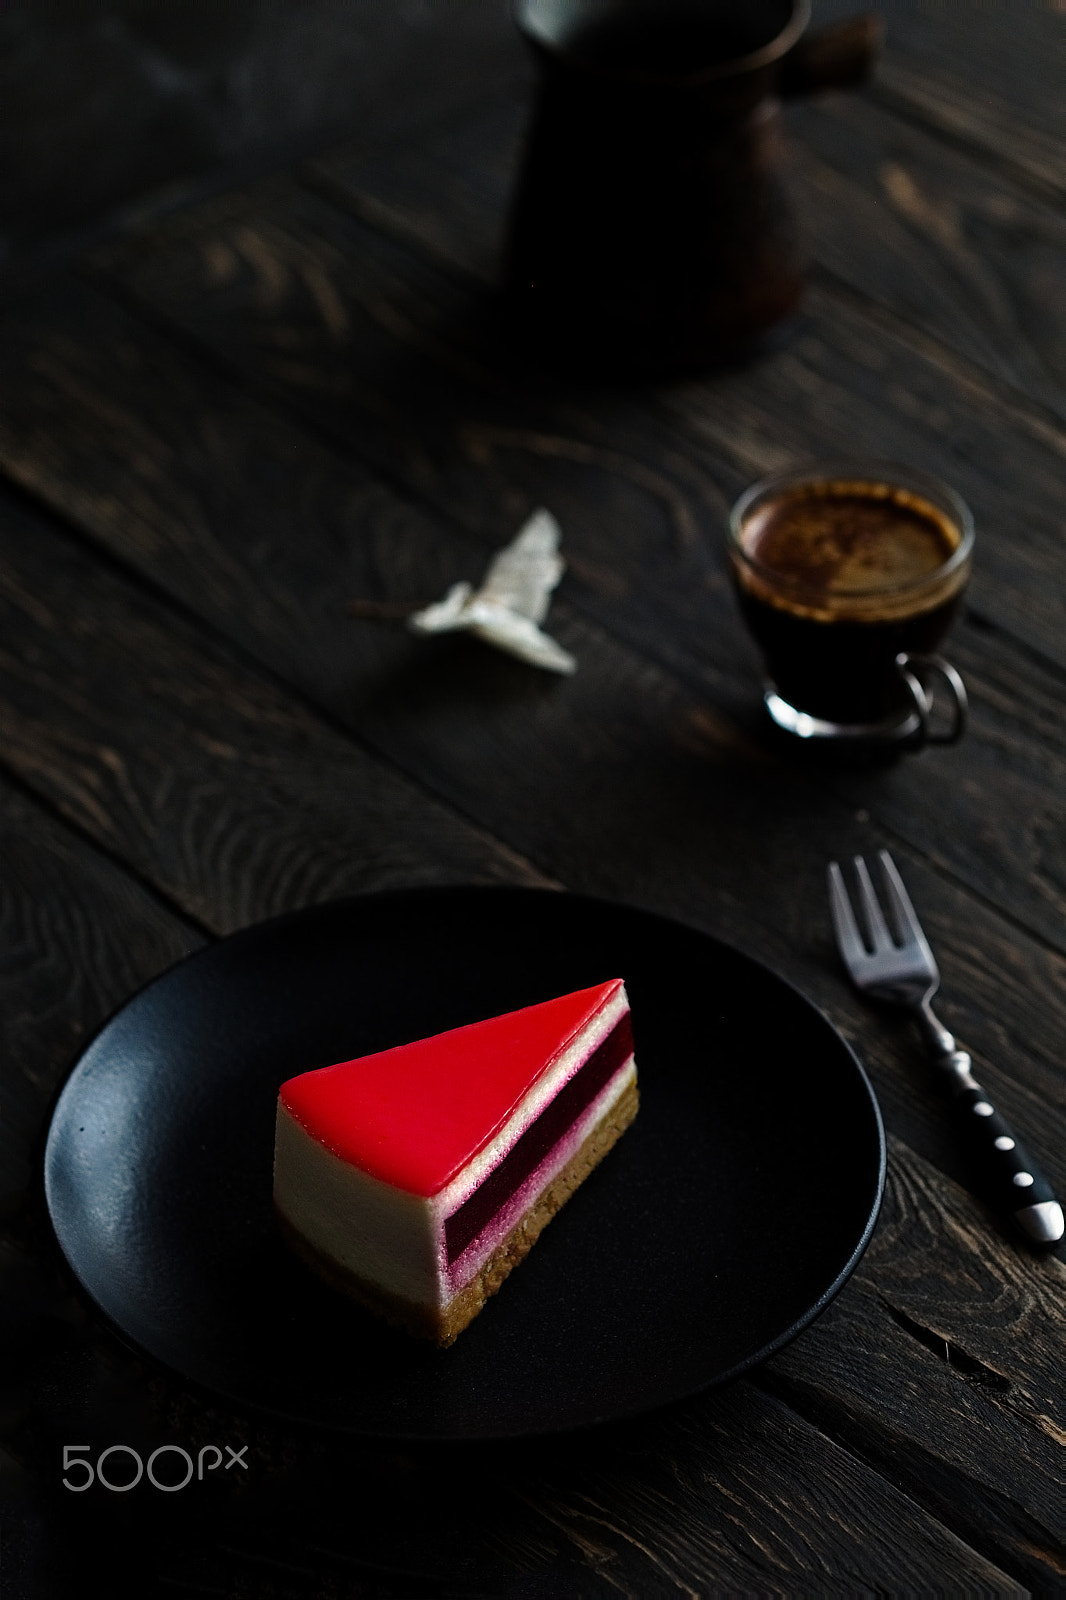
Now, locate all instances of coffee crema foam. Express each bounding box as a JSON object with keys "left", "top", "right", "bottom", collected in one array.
[{"left": 736, "top": 479, "right": 967, "bottom": 622}]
